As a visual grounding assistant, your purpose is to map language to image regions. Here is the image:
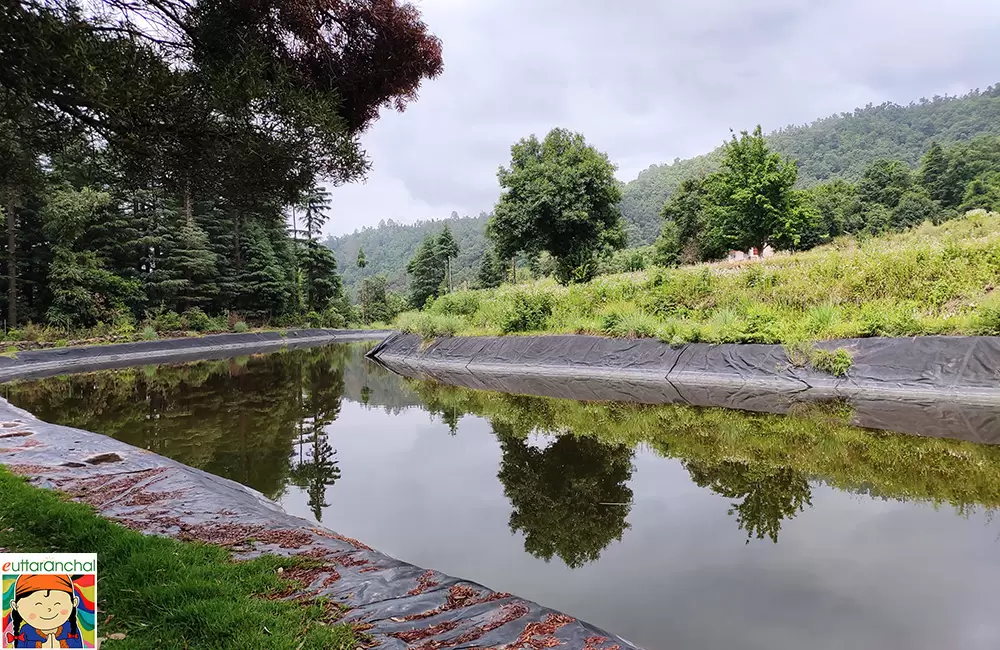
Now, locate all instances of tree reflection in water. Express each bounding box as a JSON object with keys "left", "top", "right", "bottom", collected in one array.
[
  {"left": 4, "top": 345, "right": 363, "bottom": 507},
  {"left": 685, "top": 459, "right": 813, "bottom": 543},
  {"left": 494, "top": 422, "right": 634, "bottom": 568}
]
